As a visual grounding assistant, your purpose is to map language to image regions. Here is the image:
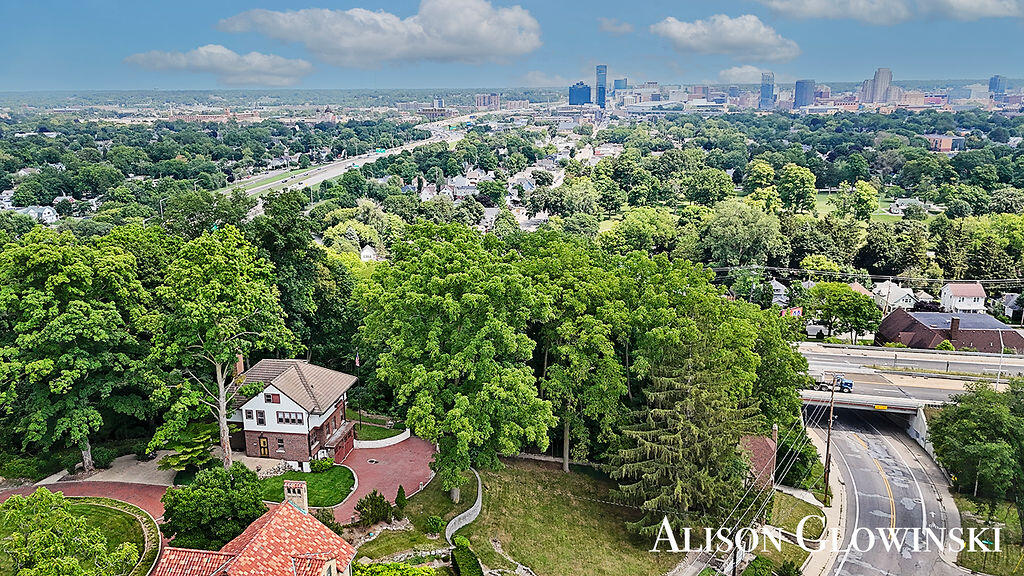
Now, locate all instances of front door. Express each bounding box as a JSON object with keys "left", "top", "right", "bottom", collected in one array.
[{"left": 258, "top": 437, "right": 269, "bottom": 457}]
